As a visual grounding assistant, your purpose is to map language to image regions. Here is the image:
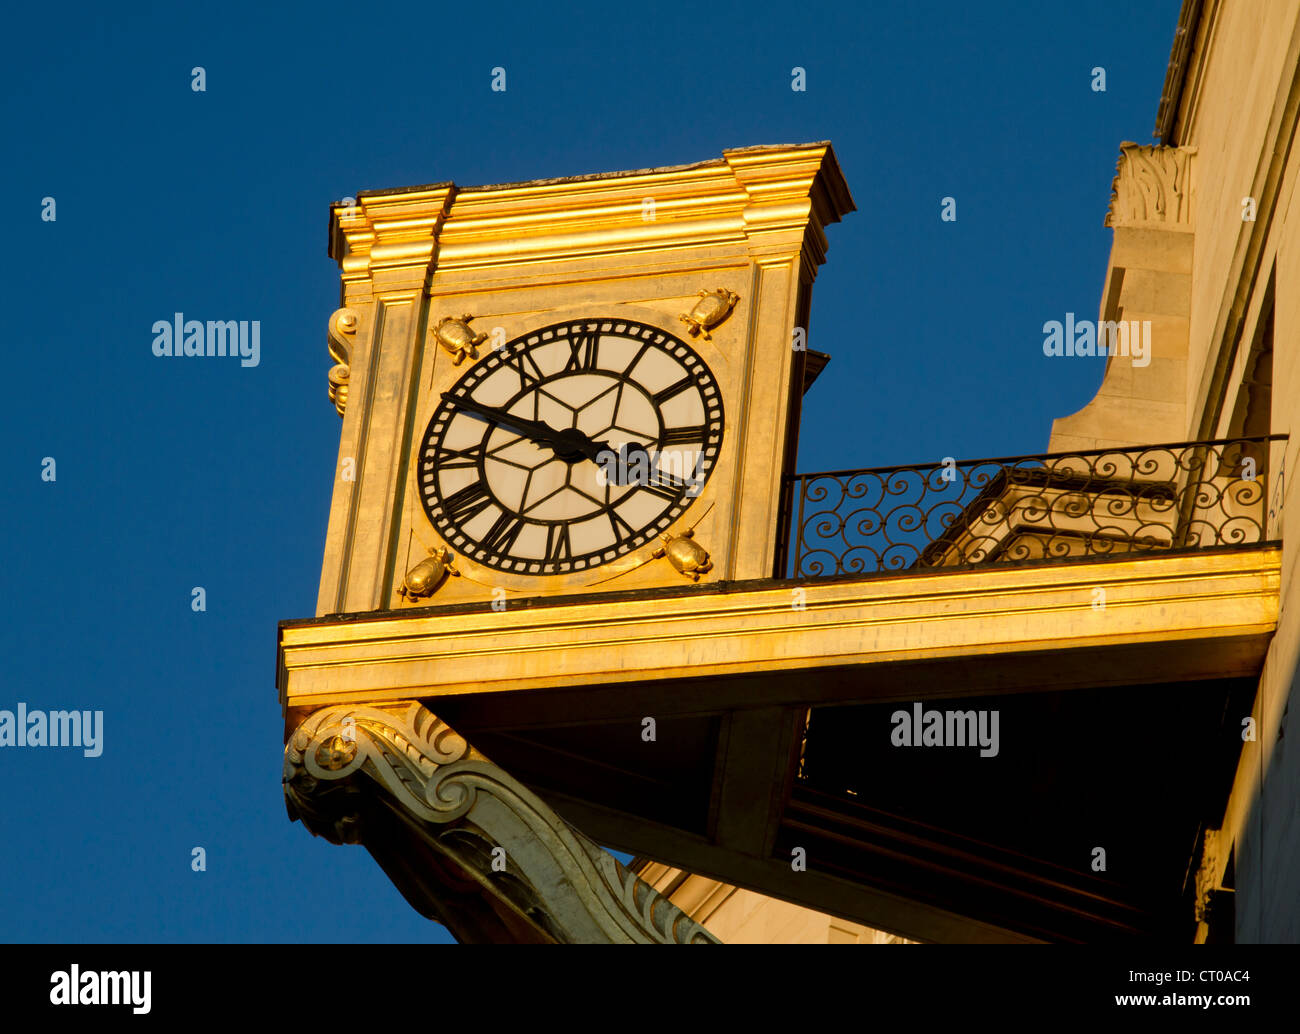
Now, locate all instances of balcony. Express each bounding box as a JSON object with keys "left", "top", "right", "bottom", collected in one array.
[{"left": 778, "top": 436, "right": 1284, "bottom": 580}]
